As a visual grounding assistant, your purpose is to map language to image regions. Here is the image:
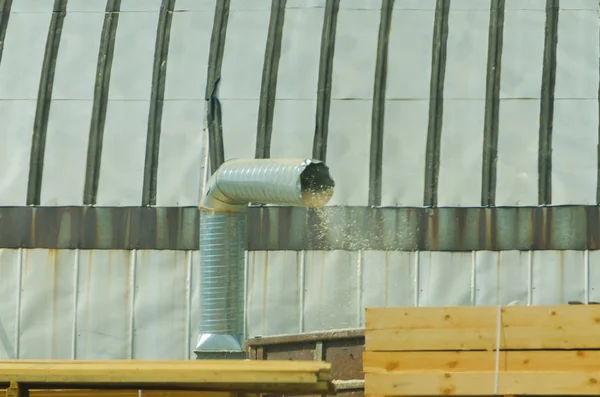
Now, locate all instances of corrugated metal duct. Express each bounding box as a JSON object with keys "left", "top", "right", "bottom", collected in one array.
[{"left": 195, "top": 158, "right": 335, "bottom": 357}]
